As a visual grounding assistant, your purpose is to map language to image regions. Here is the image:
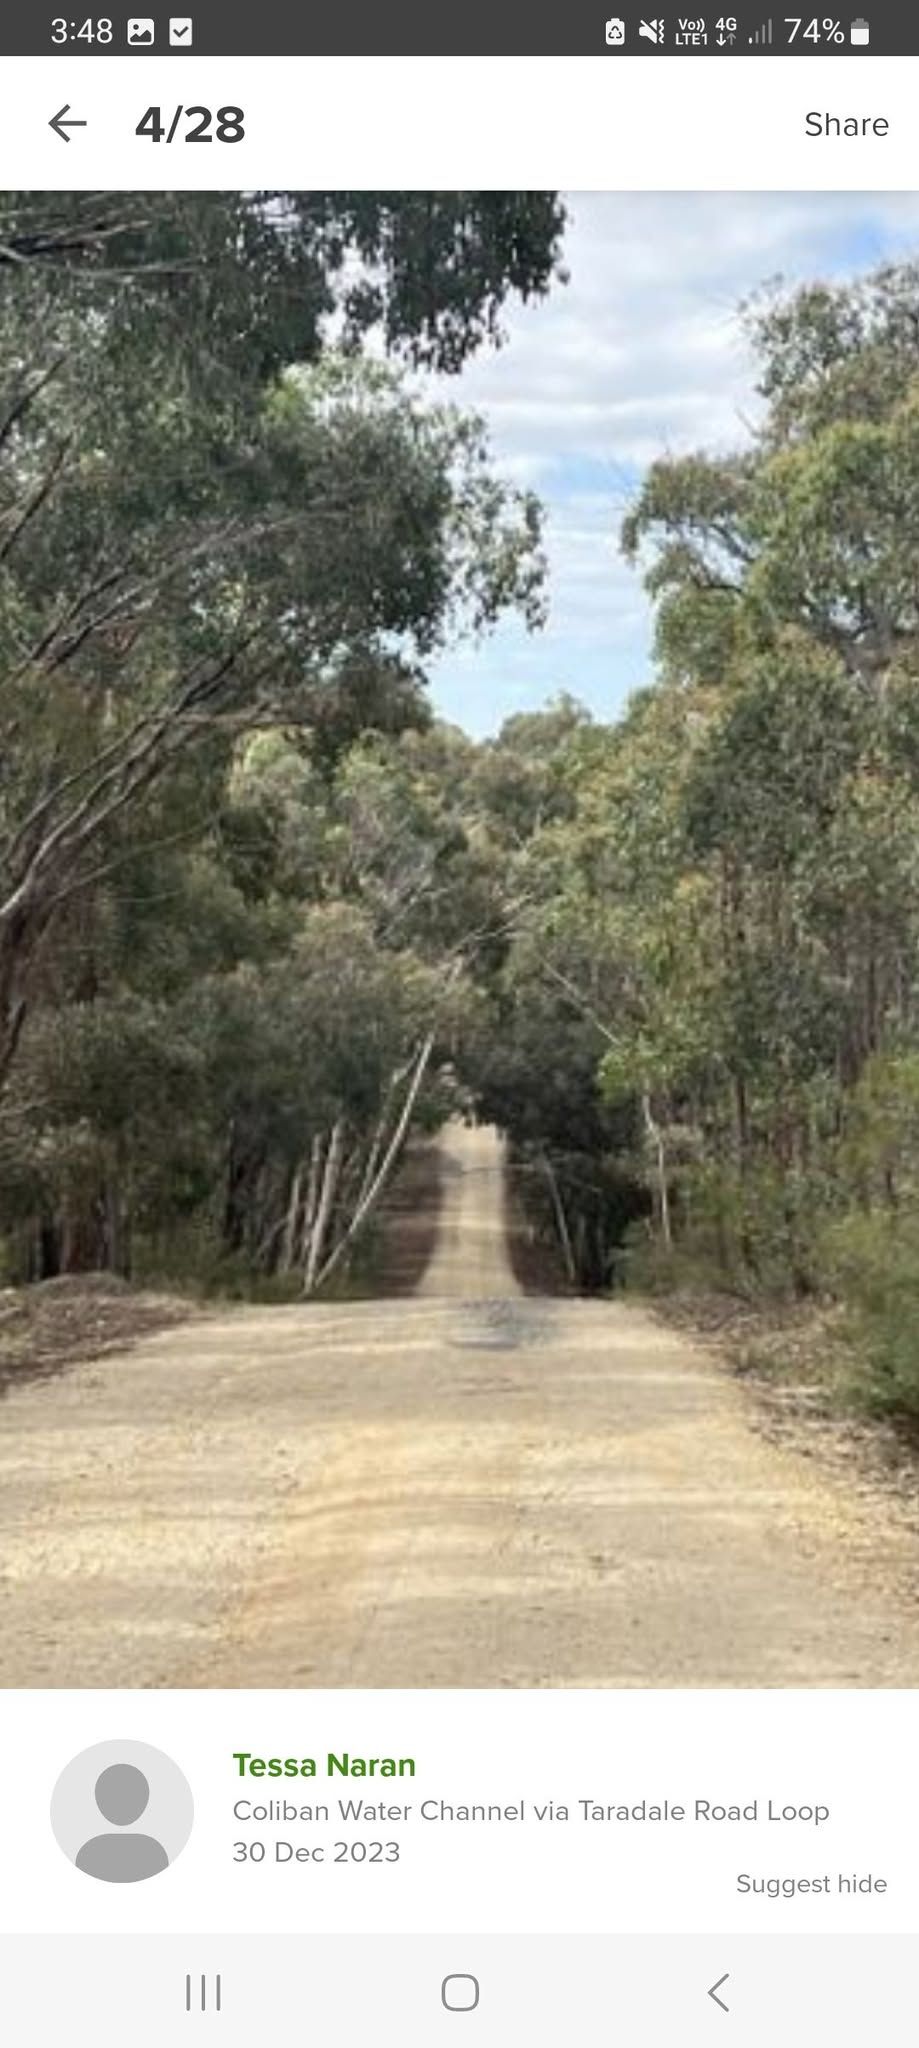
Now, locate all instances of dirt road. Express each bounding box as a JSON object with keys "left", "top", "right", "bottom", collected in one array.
[{"left": 2, "top": 1120, "right": 919, "bottom": 1687}]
